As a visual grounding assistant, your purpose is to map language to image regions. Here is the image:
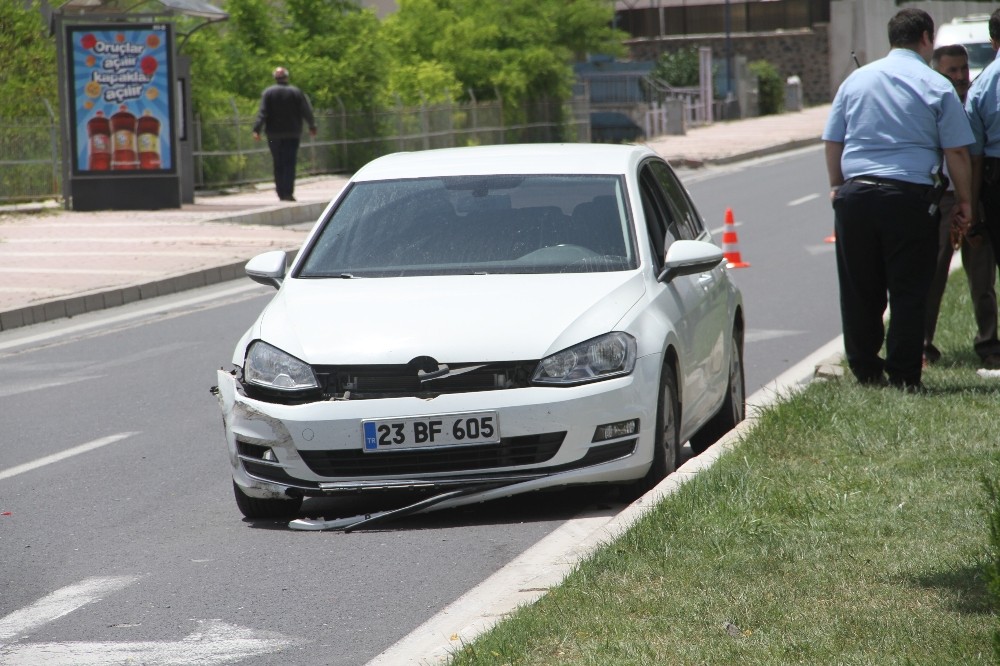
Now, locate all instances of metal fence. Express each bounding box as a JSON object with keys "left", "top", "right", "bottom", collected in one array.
[
  {"left": 0, "top": 101, "right": 62, "bottom": 203},
  {"left": 0, "top": 96, "right": 590, "bottom": 203}
]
